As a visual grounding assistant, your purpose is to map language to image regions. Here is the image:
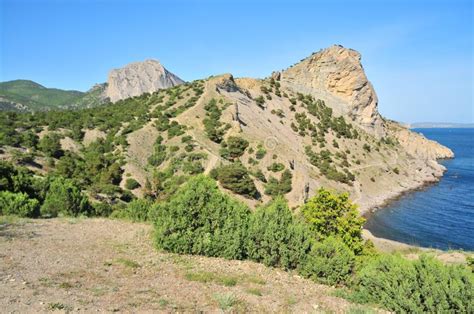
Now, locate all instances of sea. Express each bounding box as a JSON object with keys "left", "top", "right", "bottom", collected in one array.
[{"left": 364, "top": 128, "right": 474, "bottom": 251}]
